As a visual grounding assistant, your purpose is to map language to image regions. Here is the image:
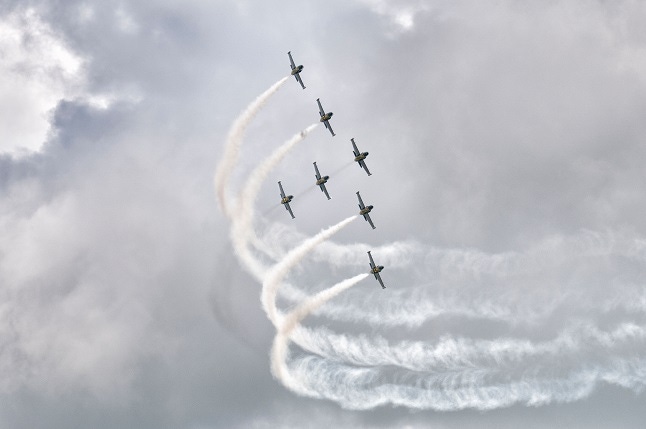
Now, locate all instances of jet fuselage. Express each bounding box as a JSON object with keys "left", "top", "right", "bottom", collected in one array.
[
  {"left": 291, "top": 65, "right": 303, "bottom": 75},
  {"left": 354, "top": 152, "right": 369, "bottom": 162},
  {"left": 281, "top": 196, "right": 293, "bottom": 204},
  {"left": 316, "top": 176, "right": 329, "bottom": 185},
  {"left": 320, "top": 112, "right": 333, "bottom": 122},
  {"left": 360, "top": 205, "right": 373, "bottom": 216}
]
